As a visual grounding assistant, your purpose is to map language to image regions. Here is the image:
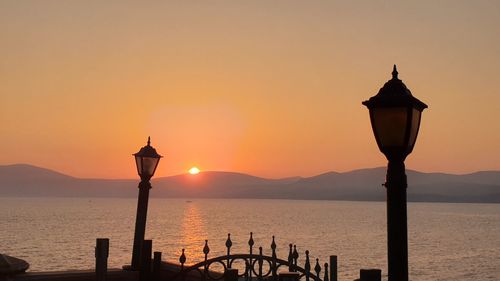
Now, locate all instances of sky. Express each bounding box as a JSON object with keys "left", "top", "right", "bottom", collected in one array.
[{"left": 1, "top": 1, "right": 499, "bottom": 179}]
